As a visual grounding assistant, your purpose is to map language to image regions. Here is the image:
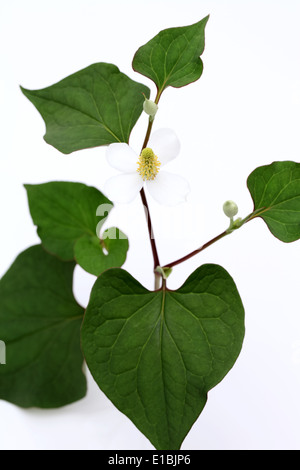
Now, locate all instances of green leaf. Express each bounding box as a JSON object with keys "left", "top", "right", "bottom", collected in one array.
[
  {"left": 21, "top": 63, "right": 150, "bottom": 154},
  {"left": 81, "top": 264, "right": 245, "bottom": 450},
  {"left": 132, "top": 16, "right": 209, "bottom": 97},
  {"left": 247, "top": 161, "right": 300, "bottom": 242},
  {"left": 25, "top": 181, "right": 129, "bottom": 274},
  {"left": 0, "top": 245, "right": 86, "bottom": 408},
  {"left": 74, "top": 228, "right": 129, "bottom": 277}
]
